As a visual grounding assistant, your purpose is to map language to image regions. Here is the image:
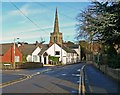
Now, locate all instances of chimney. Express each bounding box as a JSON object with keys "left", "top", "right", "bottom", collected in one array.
[
  {"left": 35, "top": 41, "right": 39, "bottom": 46},
  {"left": 21, "top": 42, "right": 24, "bottom": 46}
]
